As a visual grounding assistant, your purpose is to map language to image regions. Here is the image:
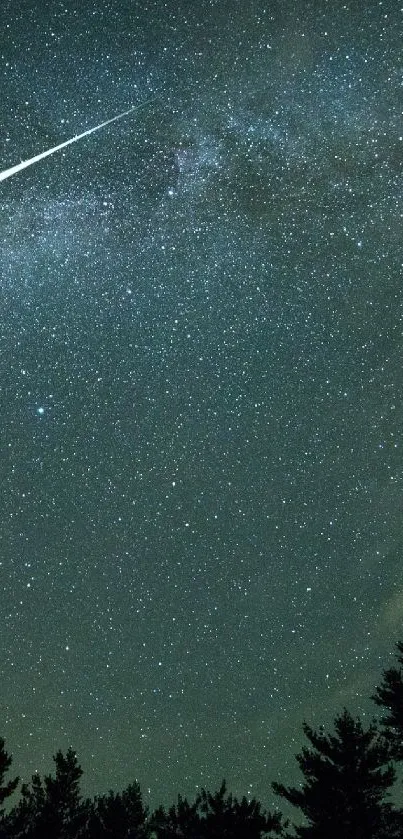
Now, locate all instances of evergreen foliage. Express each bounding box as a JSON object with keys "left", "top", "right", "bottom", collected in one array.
[
  {"left": 373, "top": 640, "right": 403, "bottom": 760},
  {"left": 0, "top": 739, "right": 19, "bottom": 815},
  {"left": 150, "top": 779, "right": 284, "bottom": 838},
  {"left": 5, "top": 747, "right": 86, "bottom": 839},
  {"left": 85, "top": 782, "right": 149, "bottom": 838},
  {"left": 272, "top": 709, "right": 398, "bottom": 838},
  {"left": 2, "top": 640, "right": 403, "bottom": 838}
]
